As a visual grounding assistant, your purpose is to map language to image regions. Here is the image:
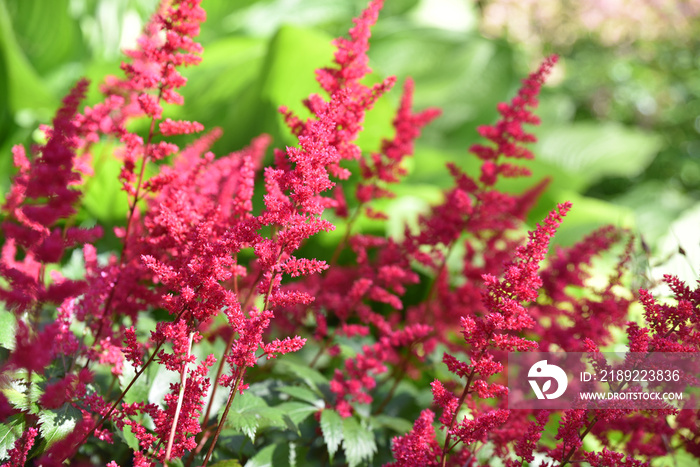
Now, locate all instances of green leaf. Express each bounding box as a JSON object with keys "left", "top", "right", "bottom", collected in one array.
[
  {"left": 342, "top": 417, "right": 377, "bottom": 467},
  {"left": 245, "top": 443, "right": 275, "bottom": 467},
  {"left": 0, "top": 0, "right": 56, "bottom": 114},
  {"left": 0, "top": 307, "right": 16, "bottom": 350},
  {"left": 209, "top": 461, "right": 243, "bottom": 467},
  {"left": 274, "top": 360, "right": 327, "bottom": 389},
  {"left": 371, "top": 414, "right": 414, "bottom": 434},
  {"left": 0, "top": 414, "right": 25, "bottom": 459},
  {"left": 320, "top": 409, "right": 343, "bottom": 461},
  {"left": 282, "top": 414, "right": 300, "bottom": 437},
  {"left": 119, "top": 358, "right": 159, "bottom": 406},
  {"left": 122, "top": 424, "right": 139, "bottom": 451},
  {"left": 2, "top": 374, "right": 43, "bottom": 414},
  {"left": 220, "top": 392, "right": 267, "bottom": 442},
  {"left": 277, "top": 386, "right": 323, "bottom": 408},
  {"left": 272, "top": 442, "right": 295, "bottom": 467},
  {"left": 82, "top": 147, "right": 130, "bottom": 223},
  {"left": 260, "top": 25, "right": 334, "bottom": 121},
  {"left": 38, "top": 404, "right": 81, "bottom": 449},
  {"left": 534, "top": 122, "right": 662, "bottom": 187},
  {"left": 275, "top": 402, "right": 318, "bottom": 426}
]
